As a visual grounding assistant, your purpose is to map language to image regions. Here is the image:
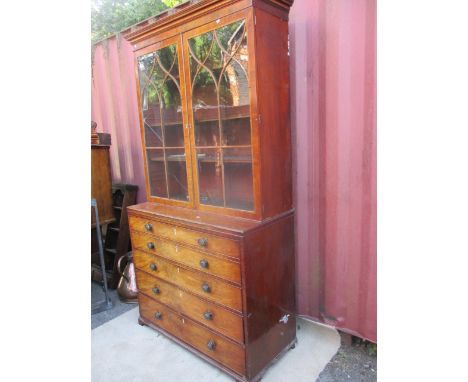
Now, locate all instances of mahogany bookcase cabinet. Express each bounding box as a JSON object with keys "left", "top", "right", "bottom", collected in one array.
[{"left": 124, "top": 1, "right": 296, "bottom": 380}]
